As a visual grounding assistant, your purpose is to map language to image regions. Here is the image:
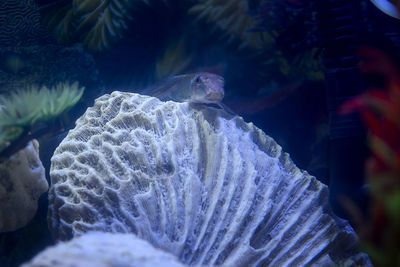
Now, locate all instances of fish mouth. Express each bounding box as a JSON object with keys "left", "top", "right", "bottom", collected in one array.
[{"left": 205, "top": 92, "right": 224, "bottom": 102}]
